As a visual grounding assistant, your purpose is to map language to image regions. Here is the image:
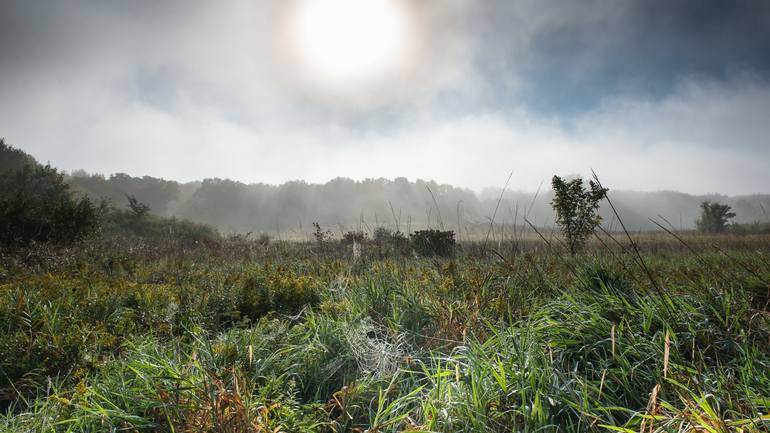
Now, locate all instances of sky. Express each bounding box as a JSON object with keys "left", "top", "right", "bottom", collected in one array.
[{"left": 1, "top": 0, "right": 769, "bottom": 195}]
